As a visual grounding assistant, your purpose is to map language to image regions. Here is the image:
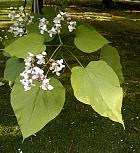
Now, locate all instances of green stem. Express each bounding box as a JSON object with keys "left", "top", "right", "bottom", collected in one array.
[
  {"left": 65, "top": 48, "right": 84, "bottom": 67},
  {"left": 46, "top": 44, "right": 62, "bottom": 65},
  {"left": 61, "top": 54, "right": 71, "bottom": 71},
  {"left": 58, "top": 33, "right": 63, "bottom": 45},
  {"left": 46, "top": 66, "right": 50, "bottom": 76},
  {"left": 63, "top": 45, "right": 76, "bottom": 49},
  {"left": 45, "top": 44, "right": 62, "bottom": 75}
]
